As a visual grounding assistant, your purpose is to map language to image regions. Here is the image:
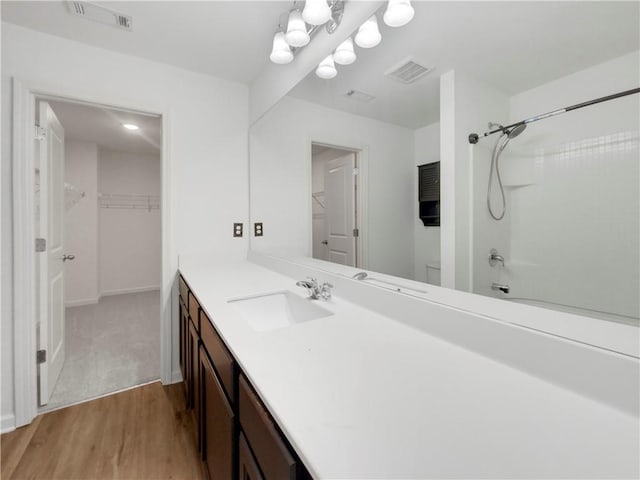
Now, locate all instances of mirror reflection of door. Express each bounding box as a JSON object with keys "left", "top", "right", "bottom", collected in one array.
[{"left": 311, "top": 144, "right": 359, "bottom": 267}]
